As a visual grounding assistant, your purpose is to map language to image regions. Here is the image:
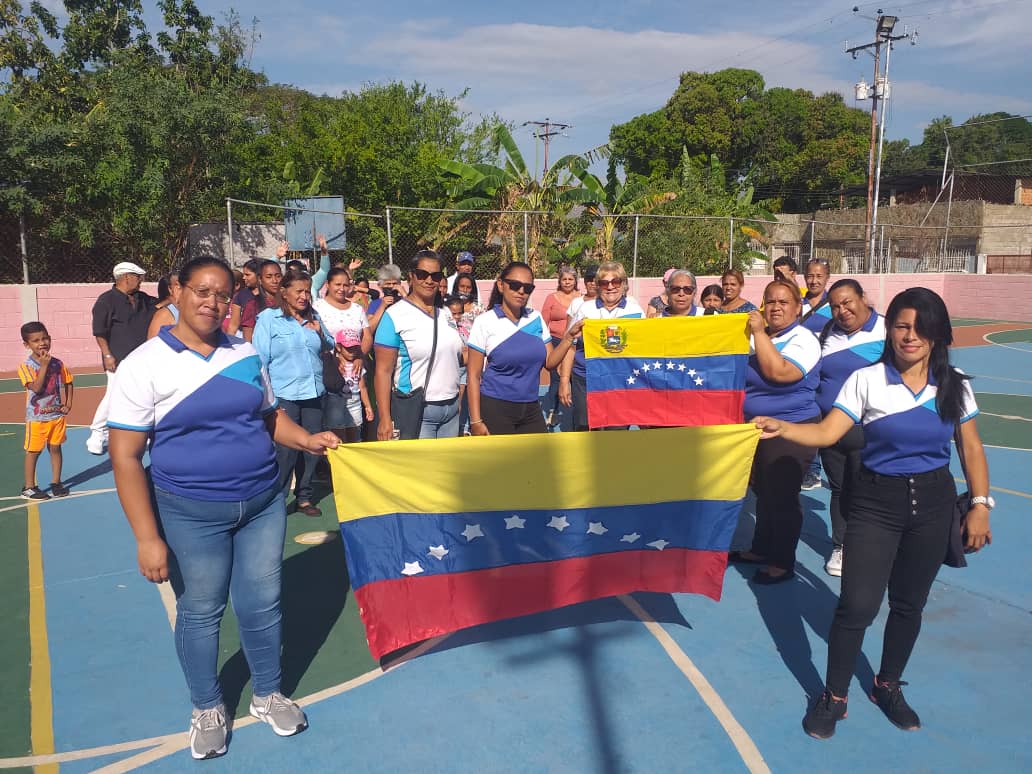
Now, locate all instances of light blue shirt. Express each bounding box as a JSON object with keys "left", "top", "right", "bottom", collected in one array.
[{"left": 252, "top": 307, "right": 332, "bottom": 400}]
